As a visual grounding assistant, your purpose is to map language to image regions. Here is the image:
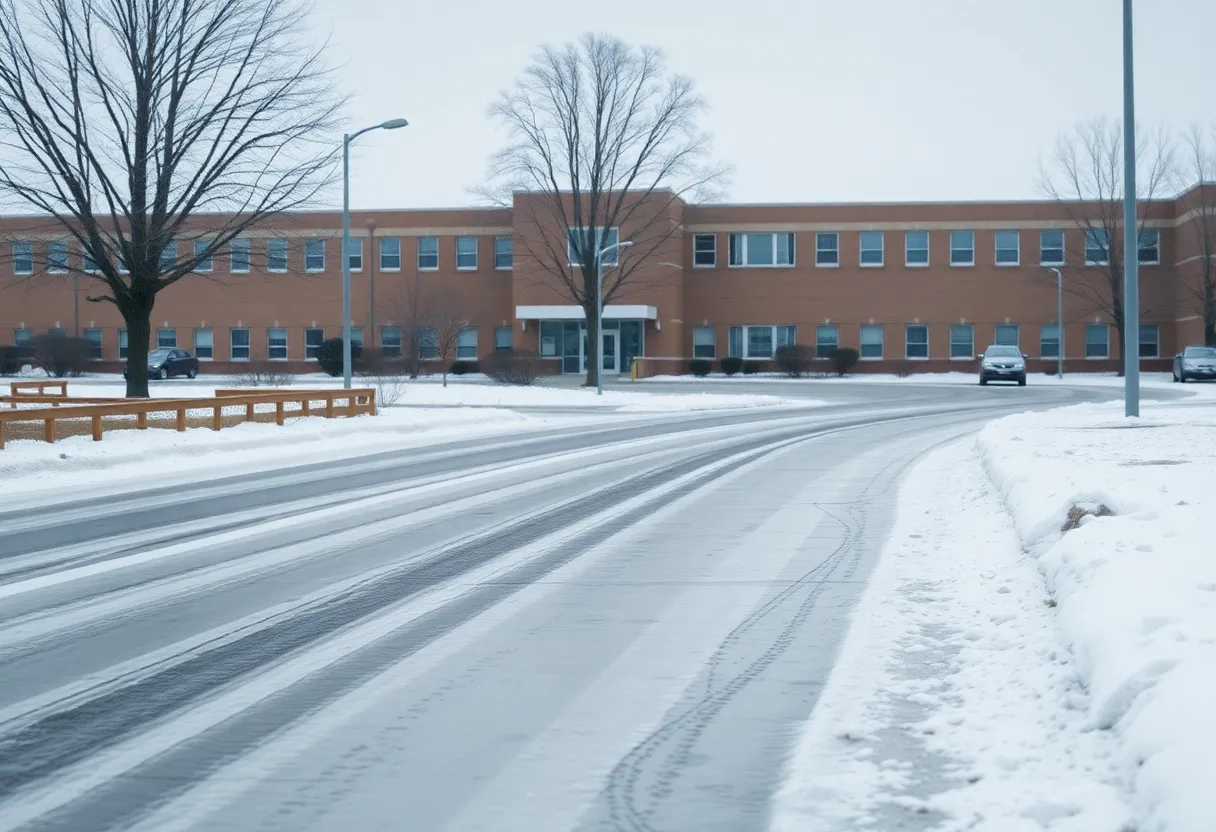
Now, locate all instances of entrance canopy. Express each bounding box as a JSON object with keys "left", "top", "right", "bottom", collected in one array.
[{"left": 515, "top": 304, "right": 658, "bottom": 321}]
